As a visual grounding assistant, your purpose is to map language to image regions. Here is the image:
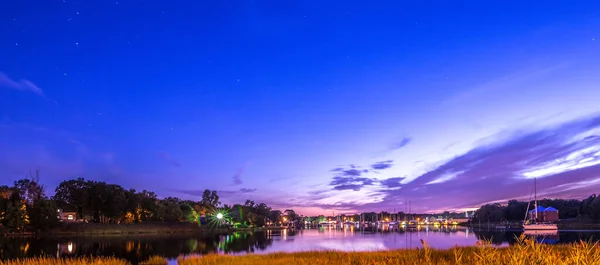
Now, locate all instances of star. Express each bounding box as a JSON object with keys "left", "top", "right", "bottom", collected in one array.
[
  {"left": 76, "top": 12, "right": 80, "bottom": 15},
  {"left": 75, "top": 42, "right": 79, "bottom": 46},
  {"left": 15, "top": 43, "right": 18, "bottom": 46},
  {"left": 64, "top": 73, "right": 67, "bottom": 76}
]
